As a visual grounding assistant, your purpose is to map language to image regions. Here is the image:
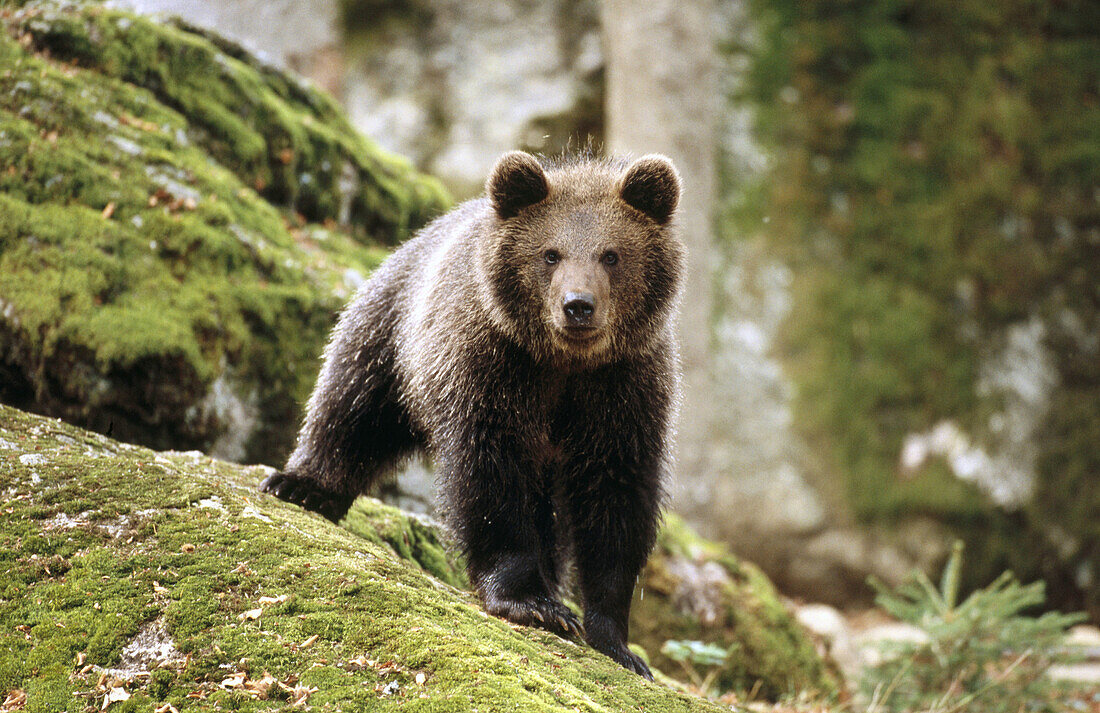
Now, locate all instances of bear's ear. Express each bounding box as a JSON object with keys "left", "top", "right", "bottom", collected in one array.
[
  {"left": 487, "top": 151, "right": 550, "bottom": 219},
  {"left": 618, "top": 155, "right": 680, "bottom": 225}
]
